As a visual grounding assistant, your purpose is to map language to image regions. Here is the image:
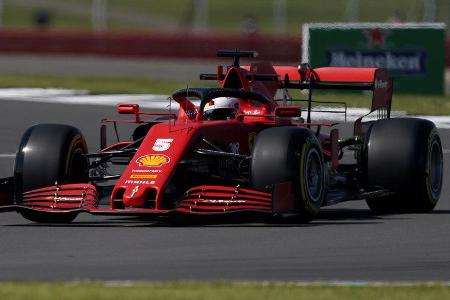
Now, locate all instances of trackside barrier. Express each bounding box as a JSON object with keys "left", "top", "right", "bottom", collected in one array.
[
  {"left": 303, "top": 23, "right": 447, "bottom": 95},
  {"left": 0, "top": 29, "right": 448, "bottom": 66},
  {"left": 0, "top": 29, "right": 299, "bottom": 62}
]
